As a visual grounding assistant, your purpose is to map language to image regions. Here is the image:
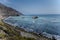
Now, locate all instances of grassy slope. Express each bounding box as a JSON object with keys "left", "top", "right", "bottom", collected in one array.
[
  {"left": 0, "top": 19, "right": 52, "bottom": 40},
  {"left": 0, "top": 19, "right": 36, "bottom": 40}
]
